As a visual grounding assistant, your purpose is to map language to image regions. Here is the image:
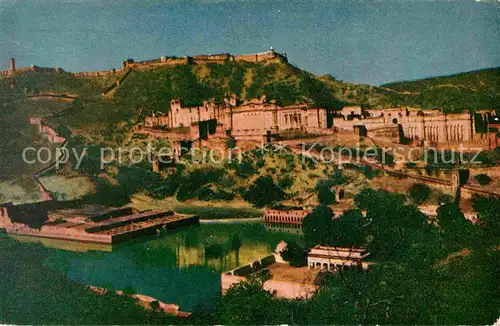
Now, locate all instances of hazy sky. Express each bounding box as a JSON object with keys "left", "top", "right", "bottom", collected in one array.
[{"left": 1, "top": 0, "right": 499, "bottom": 85}]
